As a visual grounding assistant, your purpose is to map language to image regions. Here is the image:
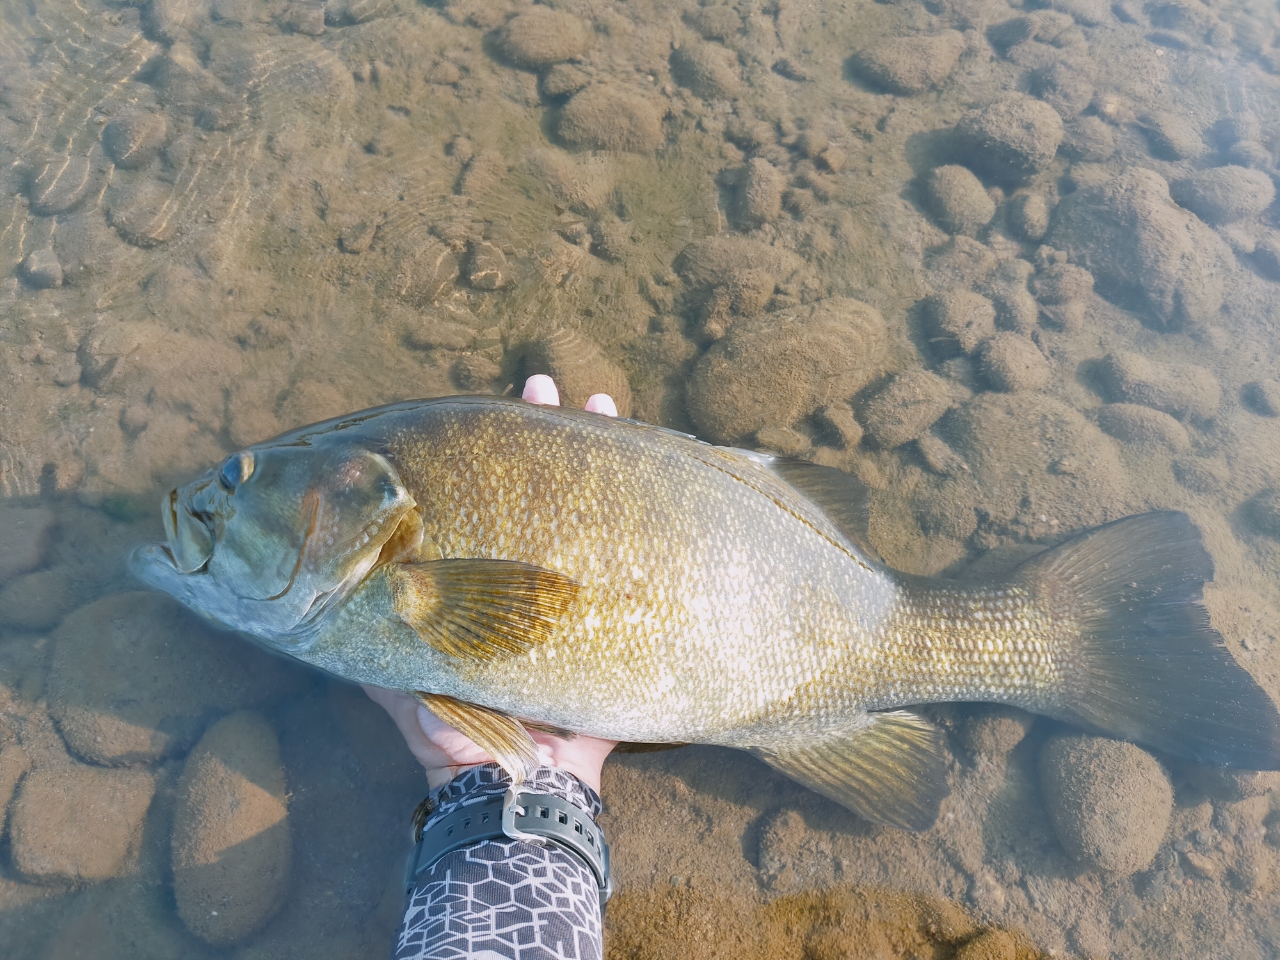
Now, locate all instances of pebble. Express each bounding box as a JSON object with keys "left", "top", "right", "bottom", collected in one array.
[
  {"left": 101, "top": 114, "right": 168, "bottom": 169},
  {"left": 958, "top": 706, "right": 1034, "bottom": 762},
  {"left": 688, "top": 298, "right": 886, "bottom": 444},
  {"left": 106, "top": 180, "right": 179, "bottom": 247},
  {"left": 541, "top": 63, "right": 590, "bottom": 98},
  {"left": 47, "top": 592, "right": 292, "bottom": 765},
  {"left": 0, "top": 568, "right": 72, "bottom": 631},
  {"left": 1032, "top": 62, "right": 1094, "bottom": 118},
  {"left": 525, "top": 149, "right": 616, "bottom": 214},
  {"left": 1009, "top": 193, "right": 1050, "bottom": 241},
  {"left": 1242, "top": 379, "right": 1280, "bottom": 417},
  {"left": 924, "top": 165, "right": 996, "bottom": 236},
  {"left": 1246, "top": 489, "right": 1280, "bottom": 539},
  {"left": 496, "top": 8, "right": 593, "bottom": 69},
  {"left": 978, "top": 333, "right": 1051, "bottom": 392},
  {"left": 1258, "top": 233, "right": 1280, "bottom": 282},
  {"left": 861, "top": 369, "right": 955, "bottom": 448},
  {"left": 10, "top": 764, "right": 155, "bottom": 883},
  {"left": 955, "top": 95, "right": 1064, "bottom": 183},
  {"left": 0, "top": 503, "right": 54, "bottom": 583},
  {"left": 850, "top": 31, "right": 966, "bottom": 94},
  {"left": 20, "top": 247, "right": 63, "bottom": 289},
  {"left": 1040, "top": 734, "right": 1172, "bottom": 874},
  {"left": 29, "top": 155, "right": 93, "bottom": 215},
  {"left": 467, "top": 240, "right": 509, "bottom": 290},
  {"left": 522, "top": 328, "right": 633, "bottom": 416},
  {"left": 1139, "top": 111, "right": 1204, "bottom": 160},
  {"left": 740, "top": 158, "right": 785, "bottom": 226},
  {"left": 1171, "top": 455, "right": 1230, "bottom": 494},
  {"left": 1031, "top": 262, "right": 1093, "bottom": 303},
  {"left": 173, "top": 711, "right": 291, "bottom": 944},
  {"left": 1227, "top": 140, "right": 1272, "bottom": 169},
  {"left": 338, "top": 217, "right": 378, "bottom": 254},
  {"left": 925, "top": 289, "right": 996, "bottom": 355},
  {"left": 1169, "top": 166, "right": 1276, "bottom": 225},
  {"left": 1061, "top": 115, "right": 1115, "bottom": 161},
  {"left": 685, "top": 5, "right": 741, "bottom": 40},
  {"left": 1095, "top": 403, "right": 1191, "bottom": 451},
  {"left": 1096, "top": 351, "right": 1220, "bottom": 420},
  {"left": 991, "top": 288, "right": 1039, "bottom": 335},
  {"left": 1050, "top": 168, "right": 1229, "bottom": 329},
  {"left": 557, "top": 85, "right": 665, "bottom": 154},
  {"left": 670, "top": 41, "right": 742, "bottom": 100},
  {"left": 394, "top": 238, "right": 459, "bottom": 307}
]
